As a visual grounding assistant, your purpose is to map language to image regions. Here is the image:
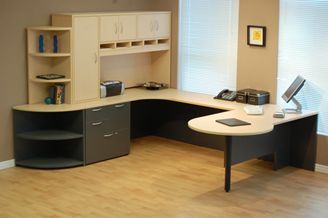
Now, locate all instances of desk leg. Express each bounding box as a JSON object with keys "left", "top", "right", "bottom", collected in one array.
[{"left": 225, "top": 136, "right": 232, "bottom": 192}]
